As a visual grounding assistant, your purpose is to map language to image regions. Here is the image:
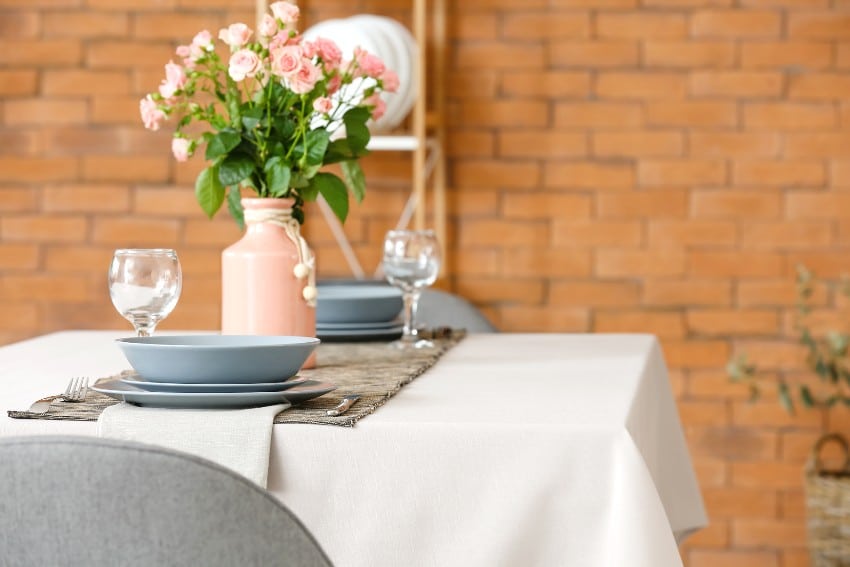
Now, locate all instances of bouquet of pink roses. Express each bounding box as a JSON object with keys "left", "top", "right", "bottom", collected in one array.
[{"left": 140, "top": 1, "right": 397, "bottom": 227}]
